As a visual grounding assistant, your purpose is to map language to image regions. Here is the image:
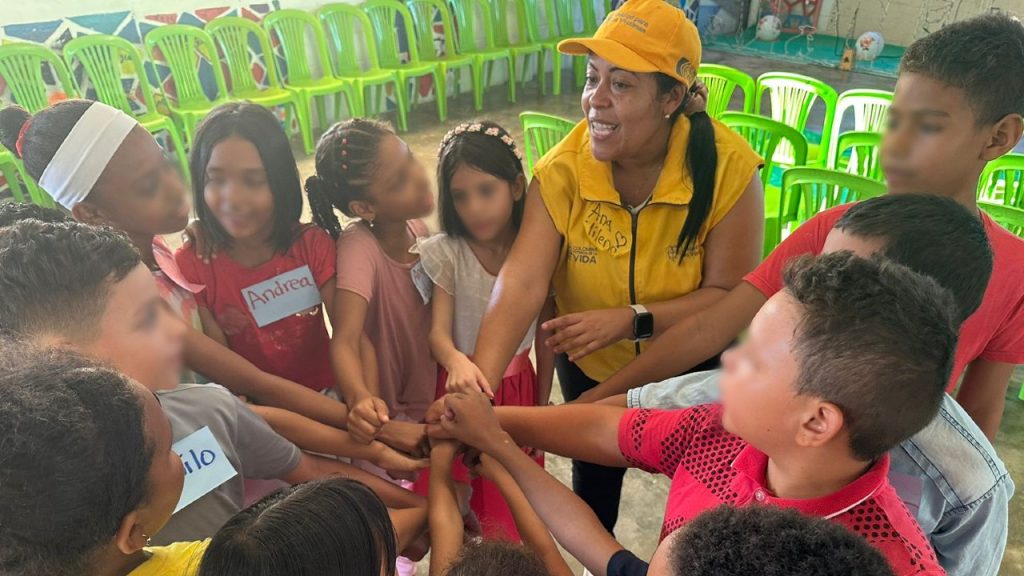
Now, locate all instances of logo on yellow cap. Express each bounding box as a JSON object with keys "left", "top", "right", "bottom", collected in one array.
[{"left": 676, "top": 57, "right": 697, "bottom": 86}]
